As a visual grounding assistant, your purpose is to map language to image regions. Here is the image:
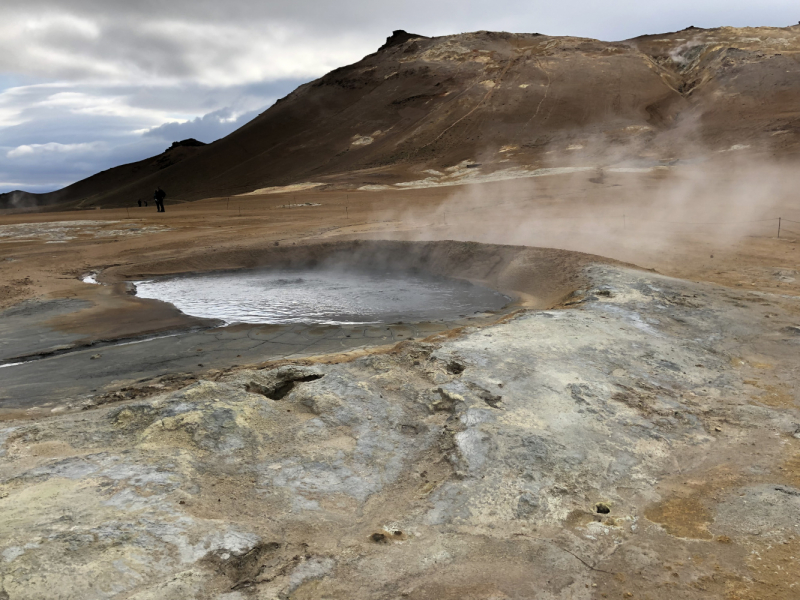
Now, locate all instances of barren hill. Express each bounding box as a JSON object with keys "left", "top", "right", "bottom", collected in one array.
[{"left": 8, "top": 25, "right": 800, "bottom": 209}]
